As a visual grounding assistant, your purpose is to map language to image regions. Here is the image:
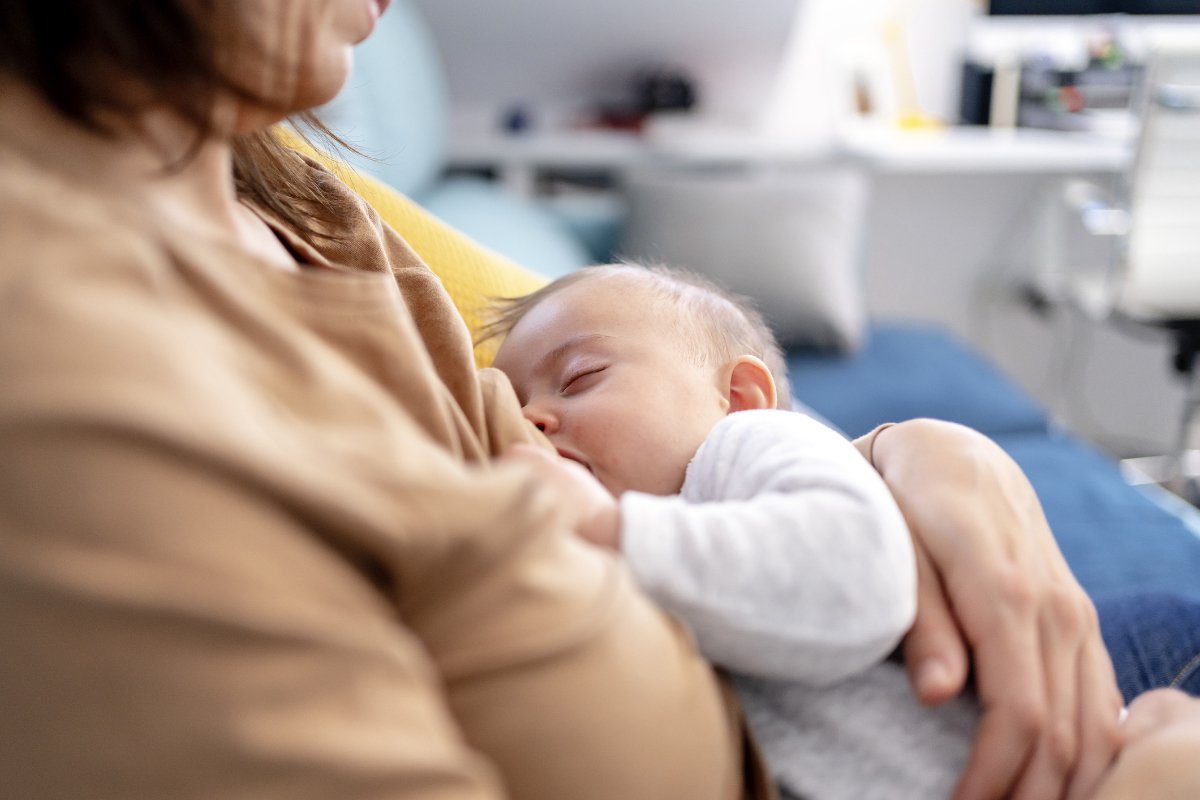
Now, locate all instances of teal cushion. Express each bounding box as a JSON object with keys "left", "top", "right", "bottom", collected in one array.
[
  {"left": 421, "top": 177, "right": 591, "bottom": 279},
  {"left": 540, "top": 193, "right": 626, "bottom": 264},
  {"left": 321, "top": 0, "right": 447, "bottom": 197}
]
